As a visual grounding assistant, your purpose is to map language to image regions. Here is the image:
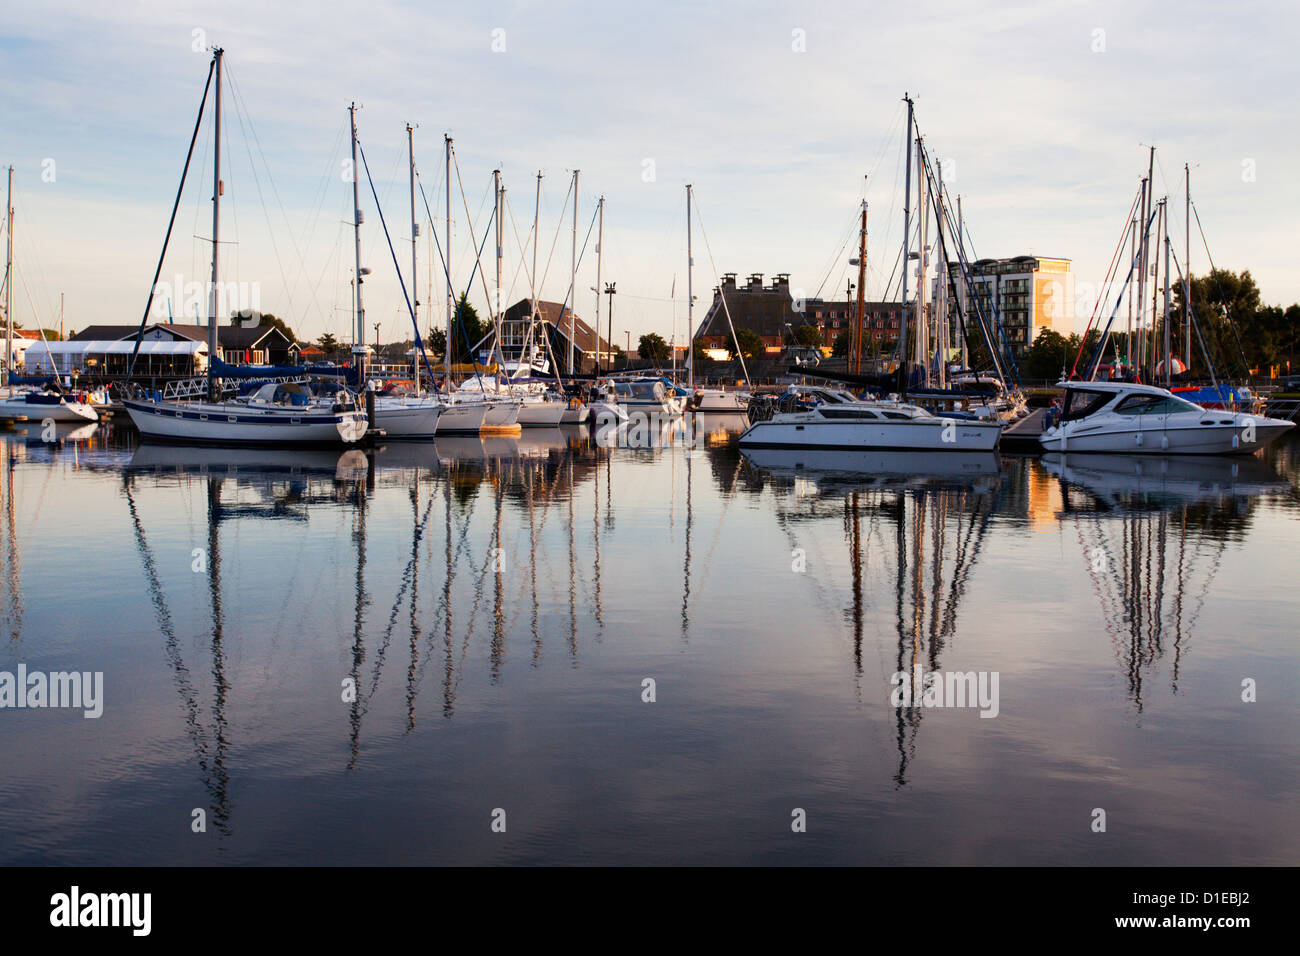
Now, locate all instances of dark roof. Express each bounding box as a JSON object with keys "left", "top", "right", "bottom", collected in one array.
[
  {"left": 70, "top": 323, "right": 291, "bottom": 348},
  {"left": 500, "top": 300, "right": 612, "bottom": 354}
]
